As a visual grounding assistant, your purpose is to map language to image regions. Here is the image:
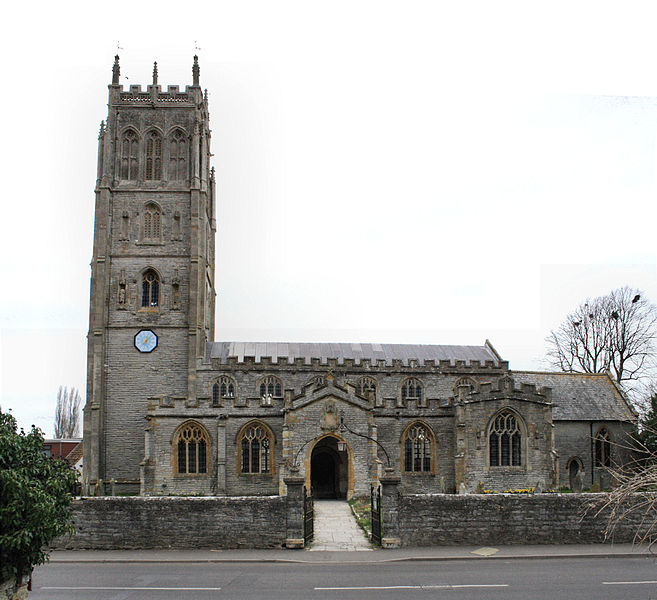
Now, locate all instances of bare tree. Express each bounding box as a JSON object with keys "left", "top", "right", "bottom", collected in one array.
[
  {"left": 595, "top": 430, "right": 657, "bottom": 548},
  {"left": 54, "top": 386, "right": 81, "bottom": 439},
  {"left": 546, "top": 287, "right": 657, "bottom": 395}
]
